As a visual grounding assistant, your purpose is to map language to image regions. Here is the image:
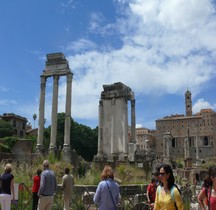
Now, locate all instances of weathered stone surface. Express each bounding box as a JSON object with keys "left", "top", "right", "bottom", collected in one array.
[{"left": 94, "top": 82, "right": 136, "bottom": 163}]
